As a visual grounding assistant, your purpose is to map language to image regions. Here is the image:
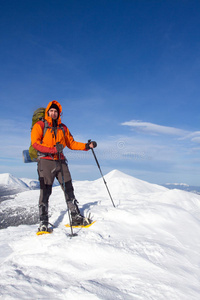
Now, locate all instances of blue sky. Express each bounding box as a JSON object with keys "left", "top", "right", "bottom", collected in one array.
[{"left": 1, "top": 0, "right": 200, "bottom": 185}]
